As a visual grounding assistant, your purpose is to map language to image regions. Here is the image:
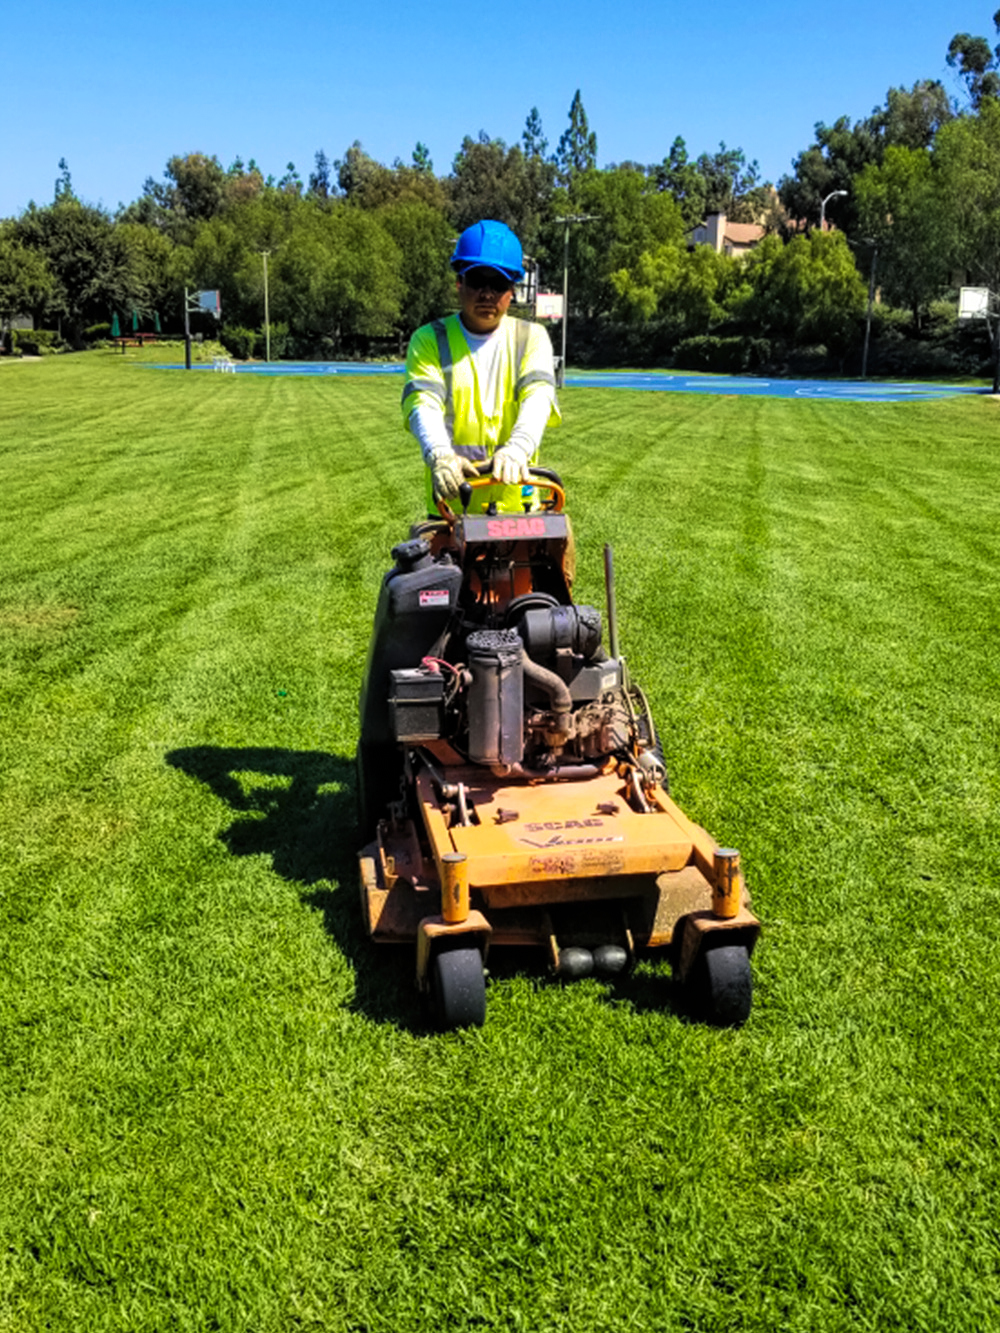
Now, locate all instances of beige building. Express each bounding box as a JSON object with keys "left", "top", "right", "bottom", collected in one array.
[{"left": 688, "top": 212, "right": 766, "bottom": 256}]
